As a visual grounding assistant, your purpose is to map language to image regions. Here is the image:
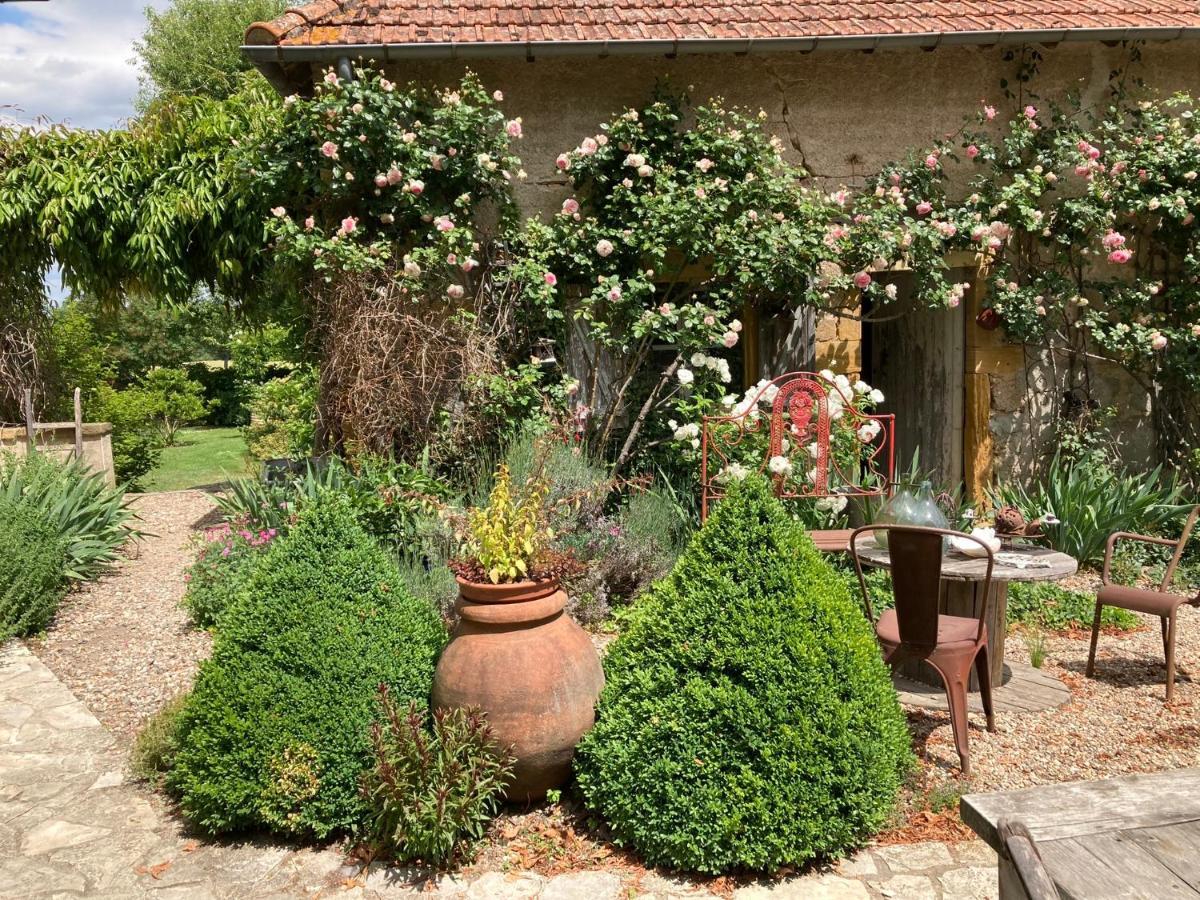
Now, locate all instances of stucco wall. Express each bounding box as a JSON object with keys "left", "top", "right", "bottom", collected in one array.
[{"left": 369, "top": 41, "right": 1198, "bottom": 484}]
